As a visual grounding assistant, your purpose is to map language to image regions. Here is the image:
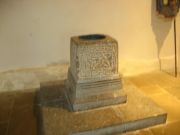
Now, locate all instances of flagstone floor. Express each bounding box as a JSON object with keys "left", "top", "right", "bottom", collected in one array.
[{"left": 0, "top": 65, "right": 180, "bottom": 135}]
